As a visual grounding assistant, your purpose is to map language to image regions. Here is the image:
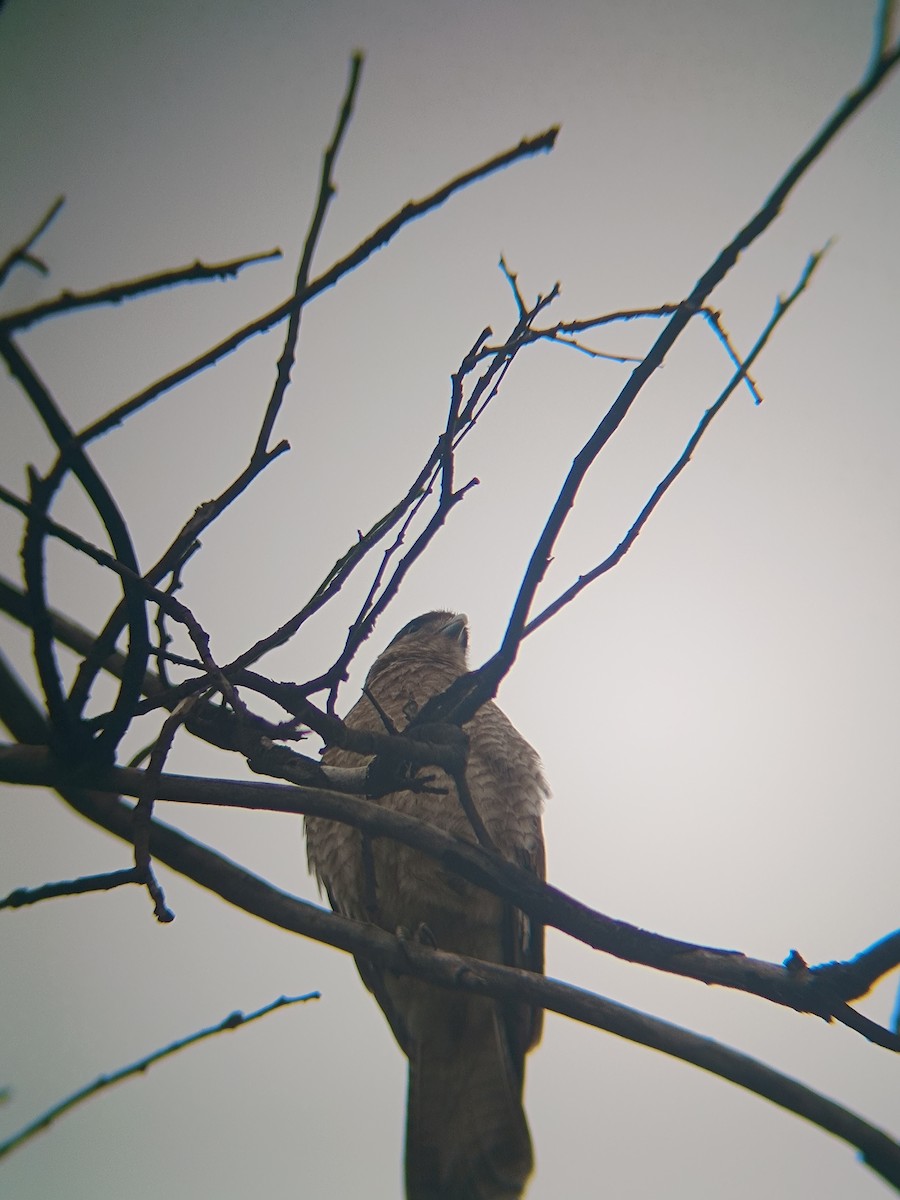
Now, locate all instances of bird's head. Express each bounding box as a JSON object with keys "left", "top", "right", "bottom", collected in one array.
[{"left": 368, "top": 610, "right": 470, "bottom": 680}]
